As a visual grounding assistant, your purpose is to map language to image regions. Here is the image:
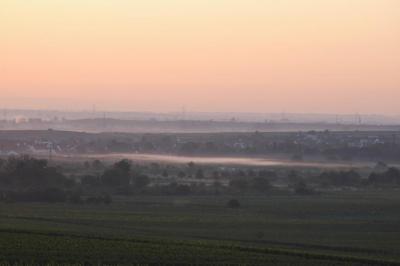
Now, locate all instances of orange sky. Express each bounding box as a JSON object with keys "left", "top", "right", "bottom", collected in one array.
[{"left": 1, "top": 0, "right": 399, "bottom": 114}]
